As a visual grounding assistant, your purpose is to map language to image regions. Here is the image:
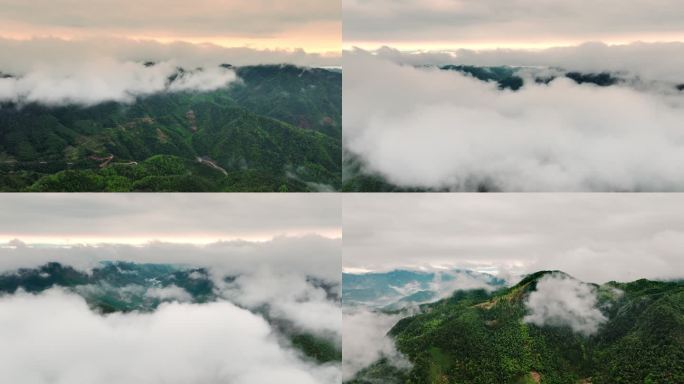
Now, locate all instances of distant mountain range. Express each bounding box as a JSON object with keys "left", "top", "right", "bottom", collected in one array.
[
  {"left": 0, "top": 64, "right": 341, "bottom": 191},
  {"left": 343, "top": 269, "right": 506, "bottom": 310},
  {"left": 347, "top": 271, "right": 684, "bottom": 384}
]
